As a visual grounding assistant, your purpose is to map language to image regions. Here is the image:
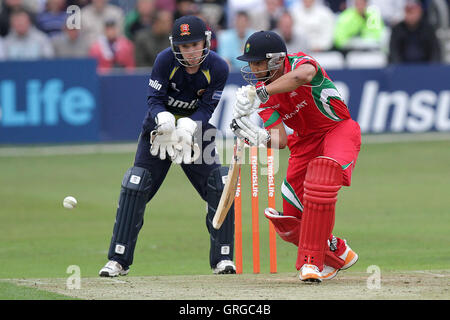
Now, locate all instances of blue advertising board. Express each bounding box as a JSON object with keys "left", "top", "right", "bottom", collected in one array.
[
  {"left": 0, "top": 59, "right": 99, "bottom": 144},
  {"left": 99, "top": 72, "right": 148, "bottom": 142},
  {"left": 327, "top": 65, "right": 450, "bottom": 134}
]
